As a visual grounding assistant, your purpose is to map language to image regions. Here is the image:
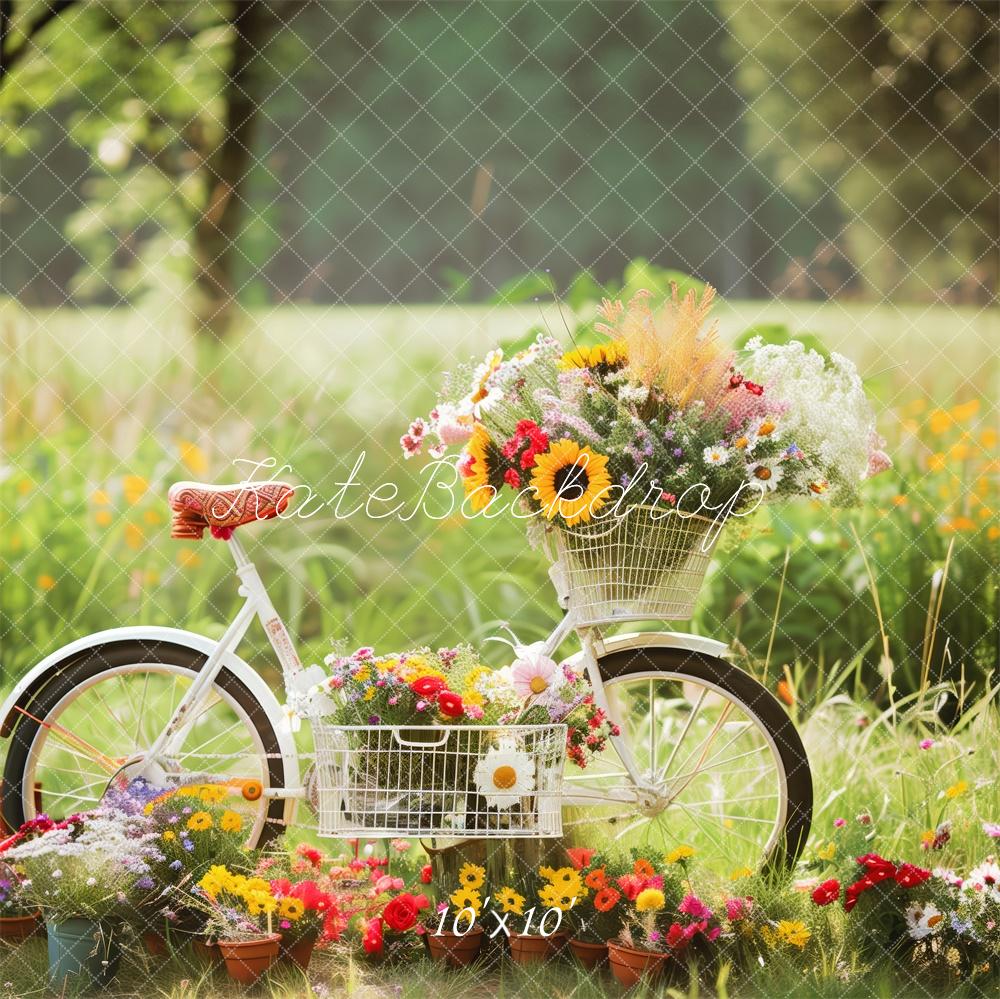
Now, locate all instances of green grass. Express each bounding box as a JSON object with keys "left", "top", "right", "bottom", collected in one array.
[{"left": 1, "top": 299, "right": 998, "bottom": 996}]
